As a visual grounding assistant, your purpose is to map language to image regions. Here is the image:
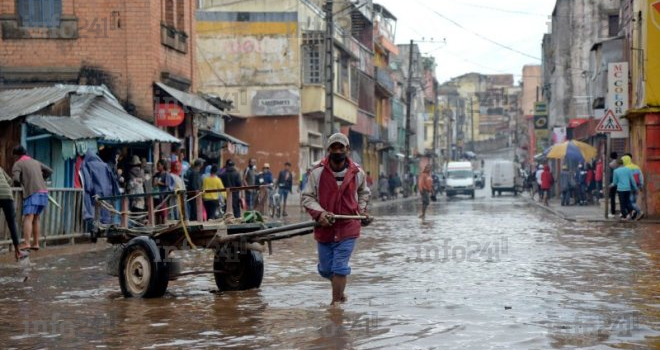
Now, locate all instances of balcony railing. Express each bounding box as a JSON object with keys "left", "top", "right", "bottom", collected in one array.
[{"left": 375, "top": 66, "right": 394, "bottom": 95}]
